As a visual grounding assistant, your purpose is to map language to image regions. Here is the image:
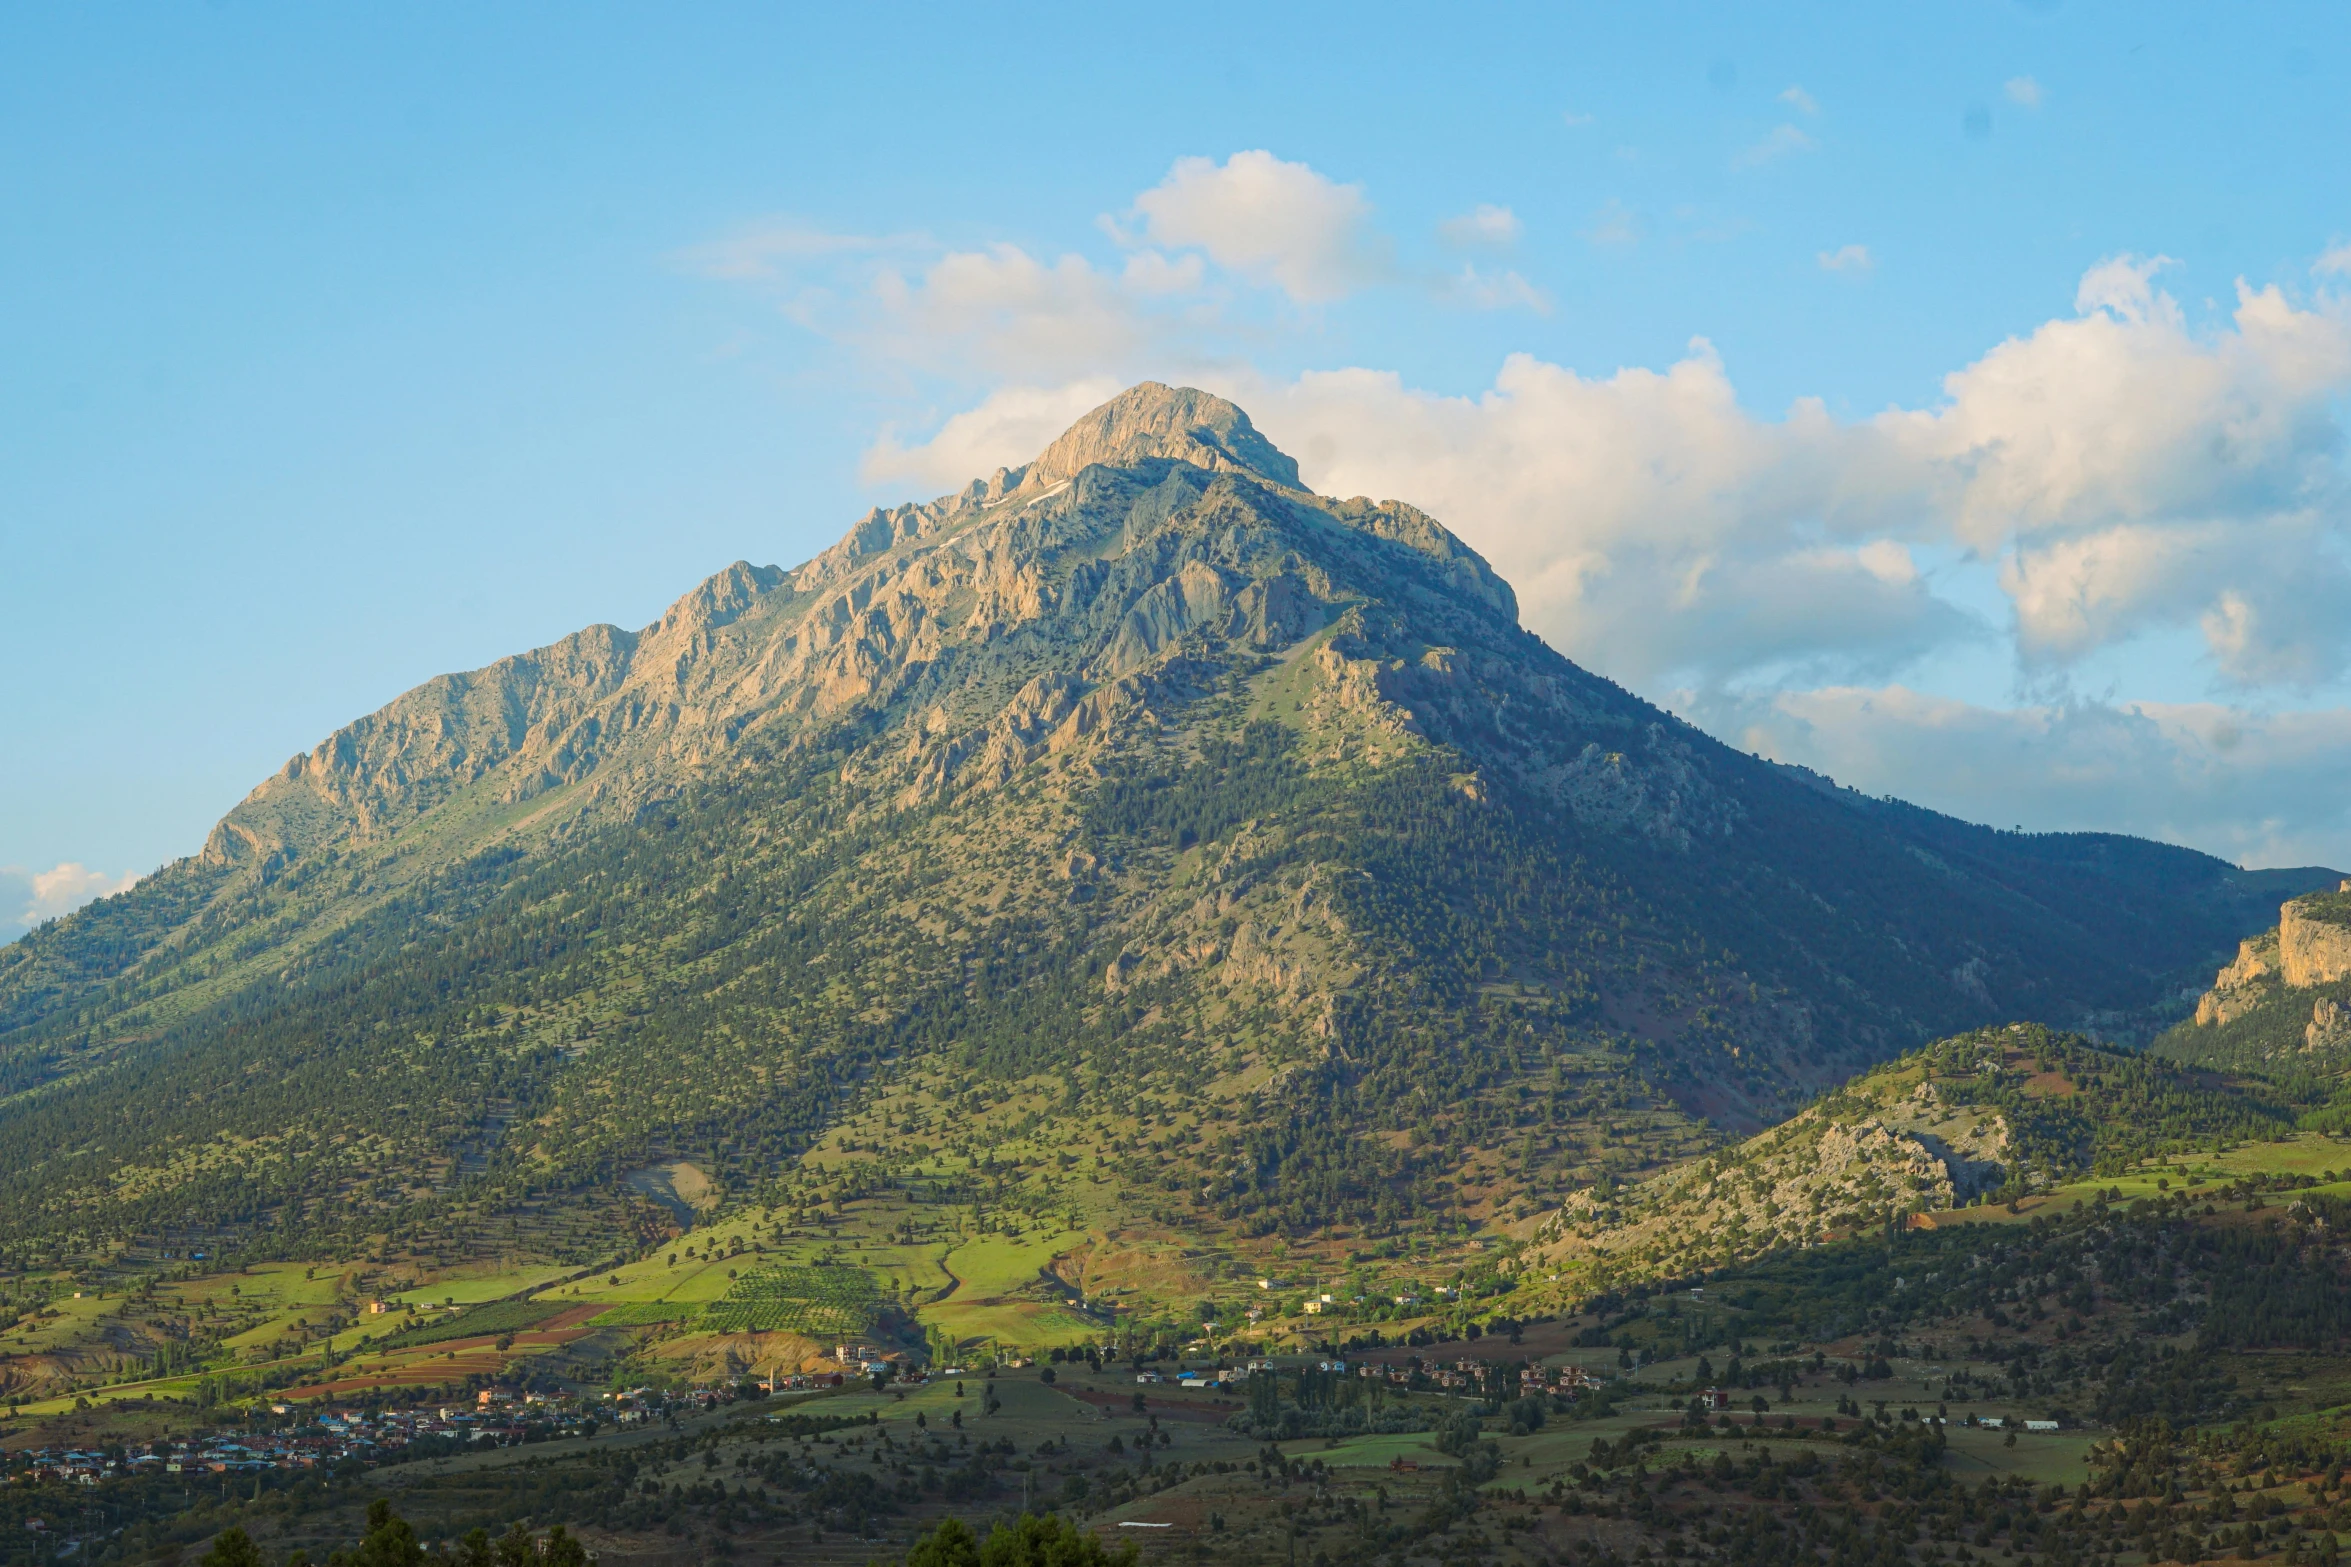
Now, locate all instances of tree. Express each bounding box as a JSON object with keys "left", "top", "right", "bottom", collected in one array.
[
  {"left": 352, "top": 1503, "right": 425, "bottom": 1567},
  {"left": 899, "top": 1512, "right": 1138, "bottom": 1566},
  {"left": 906, "top": 1519, "right": 980, "bottom": 1567},
  {"left": 199, "top": 1528, "right": 263, "bottom": 1567}
]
